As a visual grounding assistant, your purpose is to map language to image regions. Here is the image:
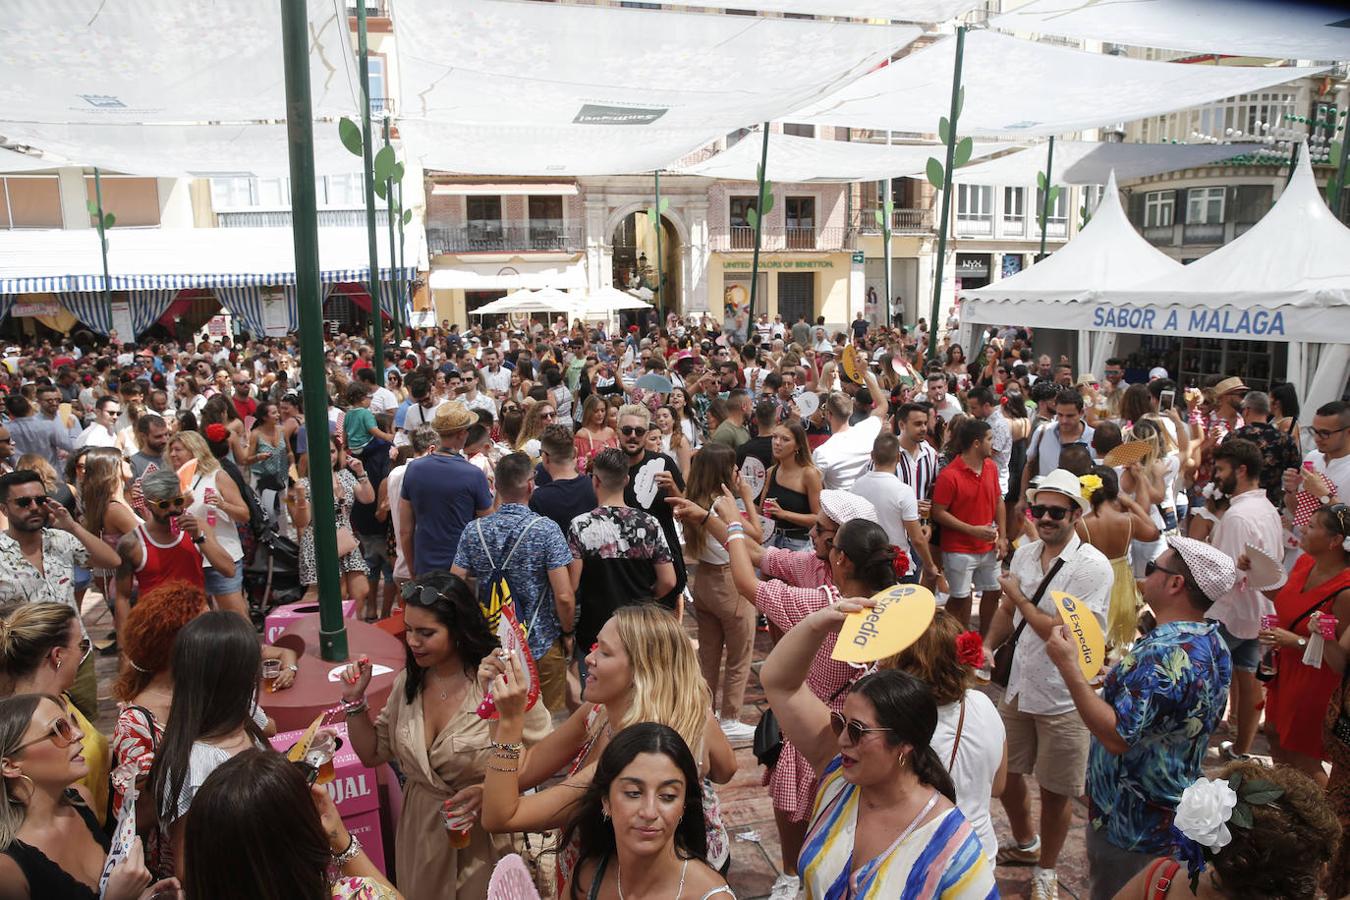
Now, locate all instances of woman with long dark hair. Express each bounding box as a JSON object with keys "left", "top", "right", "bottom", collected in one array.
[
  {"left": 340, "top": 571, "right": 551, "bottom": 900},
  {"left": 762, "top": 604, "right": 995, "bottom": 898},
  {"left": 78, "top": 447, "right": 140, "bottom": 627},
  {"left": 148, "top": 610, "right": 269, "bottom": 876},
  {"left": 182, "top": 749, "right": 399, "bottom": 899},
  {"left": 760, "top": 422, "right": 821, "bottom": 552},
  {"left": 244, "top": 399, "right": 290, "bottom": 491},
  {"left": 561, "top": 723, "right": 731, "bottom": 900}
]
